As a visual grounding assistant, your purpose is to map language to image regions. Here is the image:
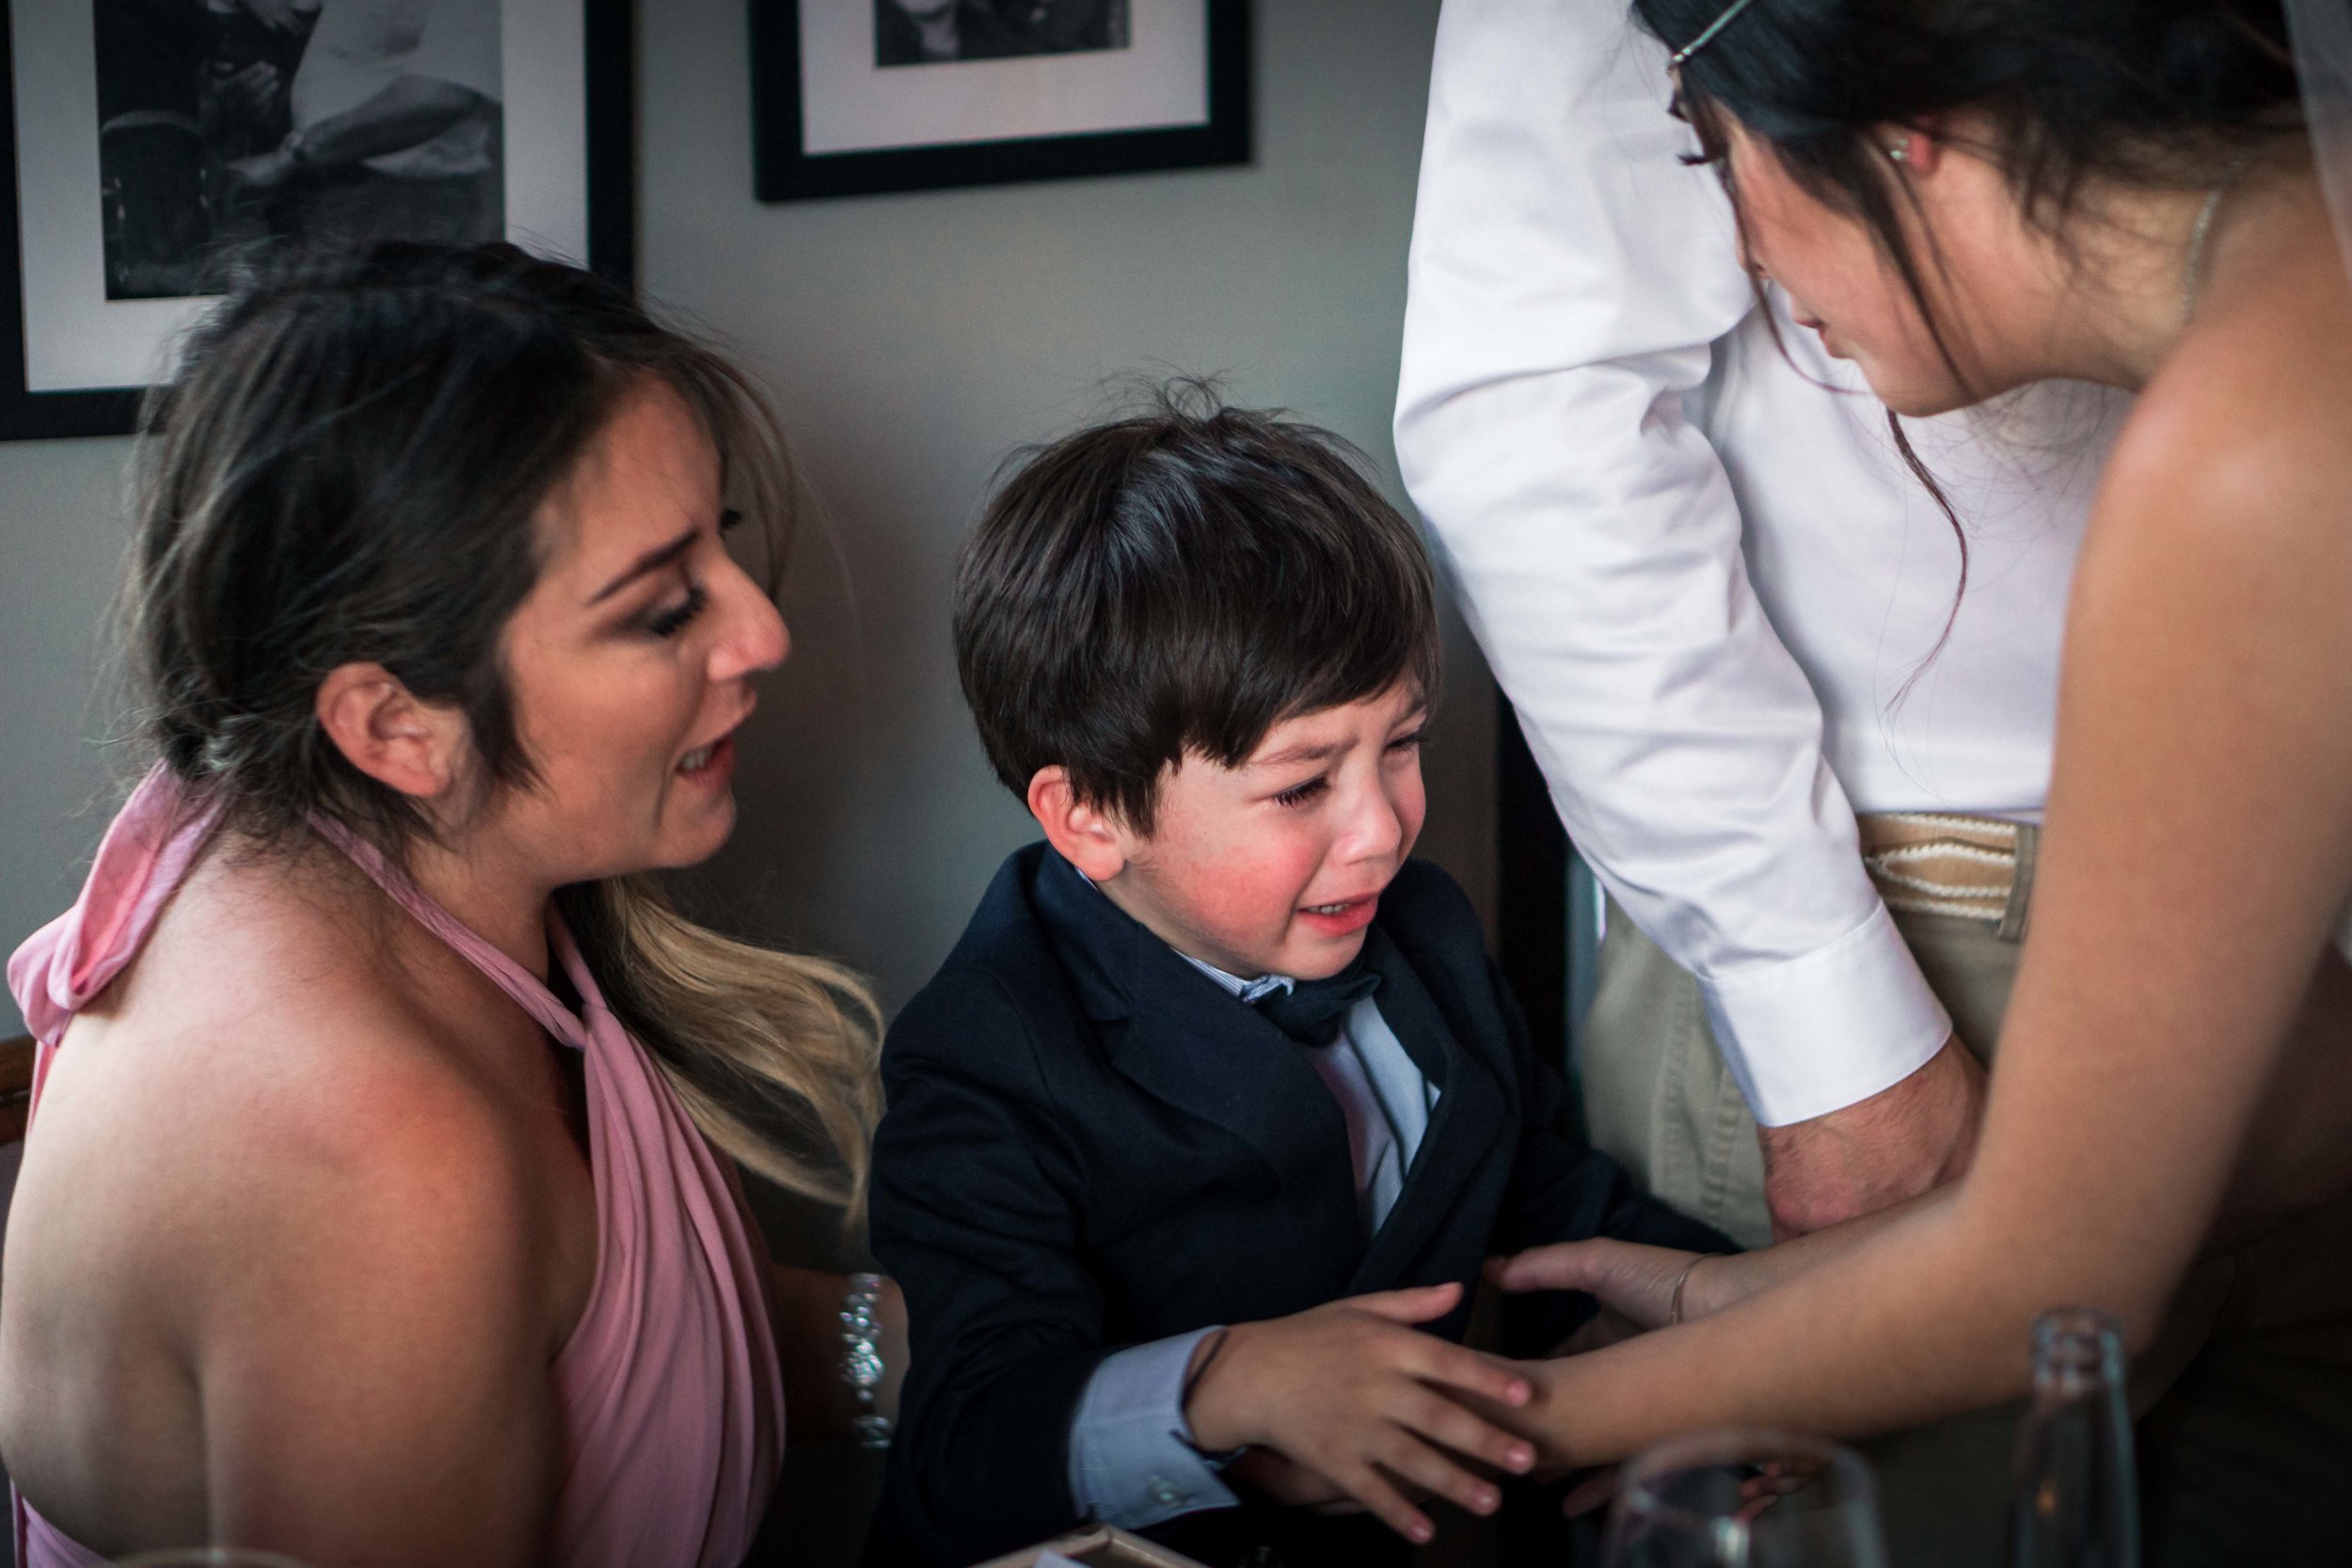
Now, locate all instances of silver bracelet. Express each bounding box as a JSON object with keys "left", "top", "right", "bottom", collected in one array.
[{"left": 840, "top": 1271, "right": 893, "bottom": 1450}]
